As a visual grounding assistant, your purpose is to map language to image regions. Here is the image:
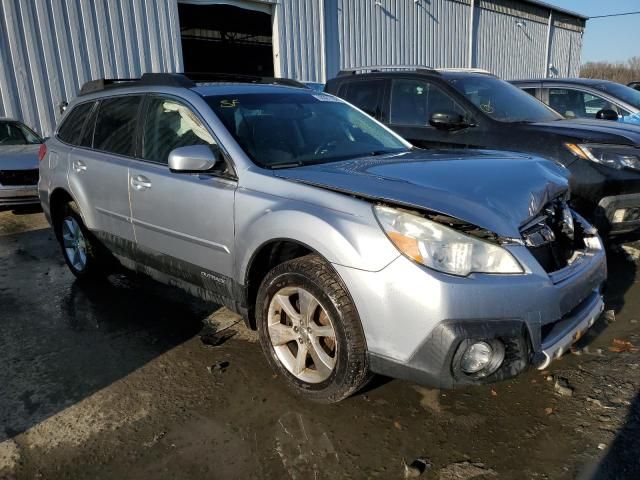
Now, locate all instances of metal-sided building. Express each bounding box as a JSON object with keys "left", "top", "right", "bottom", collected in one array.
[{"left": 0, "top": 0, "right": 586, "bottom": 137}]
